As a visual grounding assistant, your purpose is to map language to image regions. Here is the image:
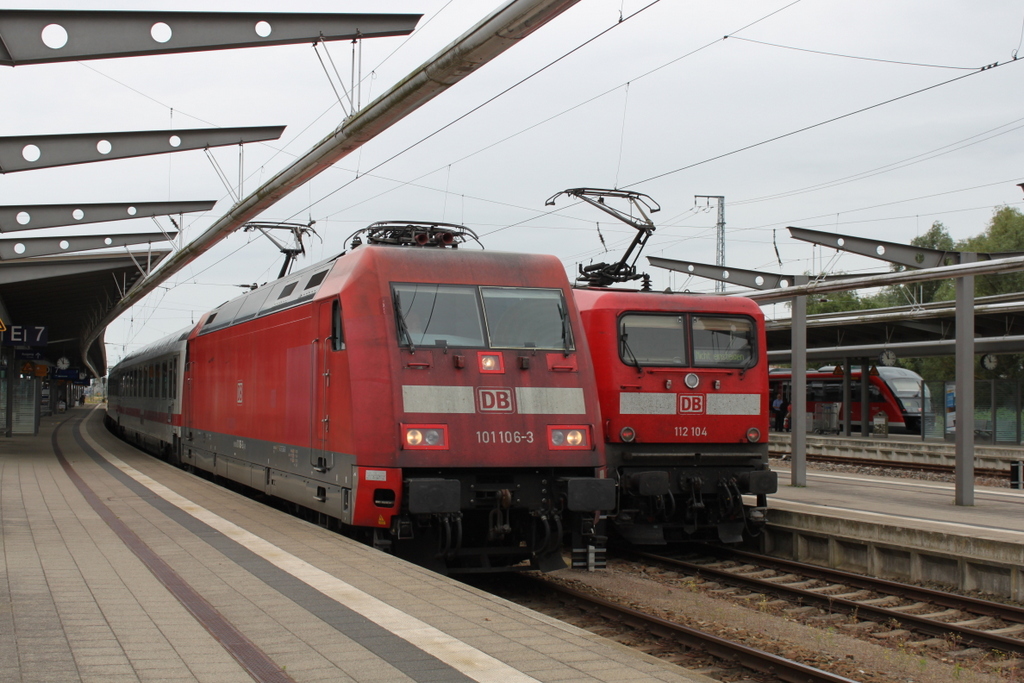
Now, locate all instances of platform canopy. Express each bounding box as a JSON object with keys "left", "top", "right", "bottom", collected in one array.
[{"left": 0, "top": 249, "right": 170, "bottom": 376}]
